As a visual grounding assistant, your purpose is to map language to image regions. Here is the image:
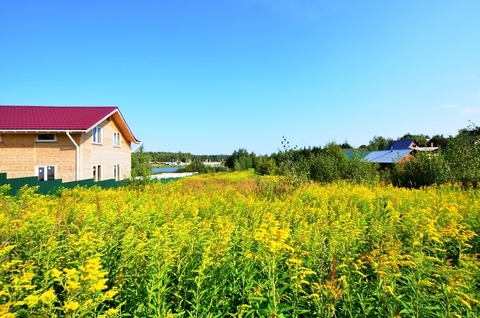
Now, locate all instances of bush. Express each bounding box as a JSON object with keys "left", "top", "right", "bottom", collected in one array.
[
  {"left": 390, "top": 152, "right": 450, "bottom": 188},
  {"left": 309, "top": 143, "right": 349, "bottom": 183},
  {"left": 177, "top": 161, "right": 214, "bottom": 174}
]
